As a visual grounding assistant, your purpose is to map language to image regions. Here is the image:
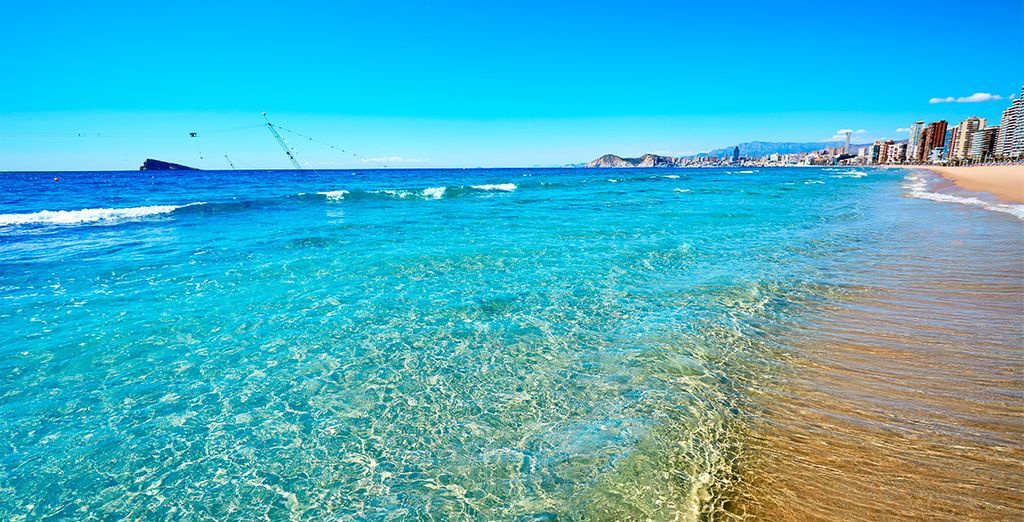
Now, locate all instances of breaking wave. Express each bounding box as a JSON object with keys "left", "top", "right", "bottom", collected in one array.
[
  {"left": 1, "top": 181, "right": 525, "bottom": 230},
  {"left": 308, "top": 183, "right": 517, "bottom": 201},
  {"left": 0, "top": 203, "right": 204, "bottom": 227},
  {"left": 368, "top": 187, "right": 448, "bottom": 199},
  {"left": 421, "top": 186, "right": 447, "bottom": 198},
  {"left": 317, "top": 190, "right": 350, "bottom": 201},
  {"left": 903, "top": 172, "right": 1024, "bottom": 220},
  {"left": 470, "top": 183, "right": 517, "bottom": 192}
]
